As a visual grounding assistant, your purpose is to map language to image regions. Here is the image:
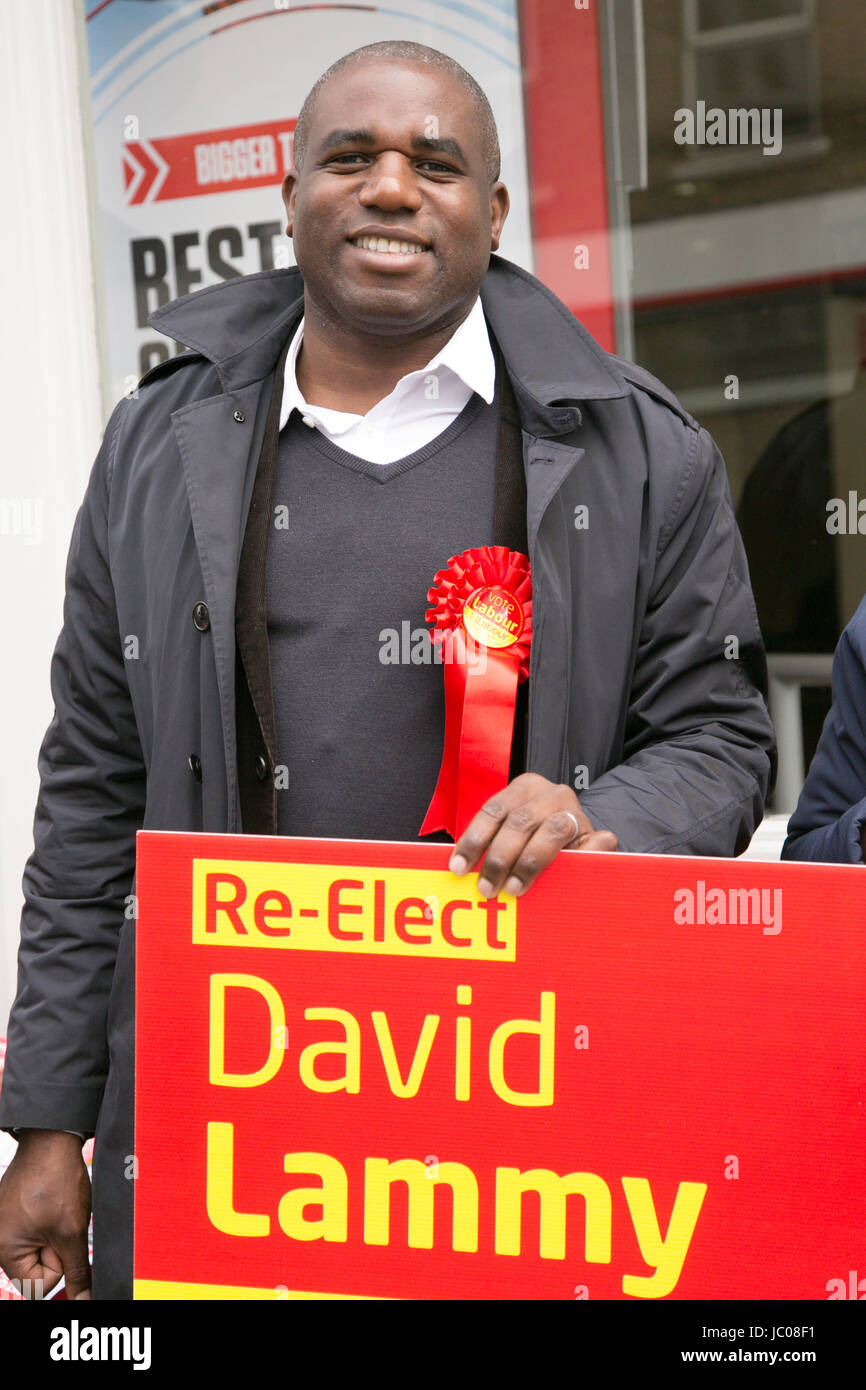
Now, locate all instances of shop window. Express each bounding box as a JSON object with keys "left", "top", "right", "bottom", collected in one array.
[{"left": 678, "top": 0, "right": 826, "bottom": 173}]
